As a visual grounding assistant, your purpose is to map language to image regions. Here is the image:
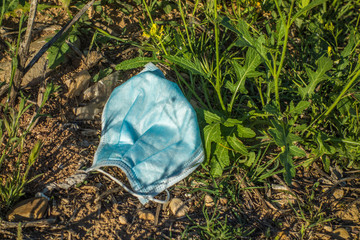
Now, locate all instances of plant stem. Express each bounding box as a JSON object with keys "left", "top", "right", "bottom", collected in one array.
[
  {"left": 214, "top": 0, "right": 226, "bottom": 111},
  {"left": 323, "top": 68, "right": 360, "bottom": 117},
  {"left": 273, "top": 0, "right": 294, "bottom": 109},
  {"left": 178, "top": 0, "right": 194, "bottom": 54},
  {"left": 0, "top": 0, "right": 5, "bottom": 27},
  {"left": 142, "top": 0, "right": 153, "bottom": 25}
]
